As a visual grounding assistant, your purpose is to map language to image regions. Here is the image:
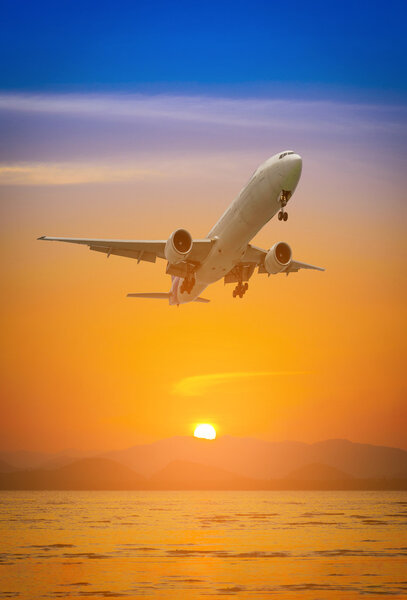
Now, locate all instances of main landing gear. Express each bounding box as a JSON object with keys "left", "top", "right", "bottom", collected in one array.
[
  {"left": 278, "top": 190, "right": 291, "bottom": 221},
  {"left": 180, "top": 275, "right": 195, "bottom": 295},
  {"left": 233, "top": 281, "right": 248, "bottom": 298}
]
